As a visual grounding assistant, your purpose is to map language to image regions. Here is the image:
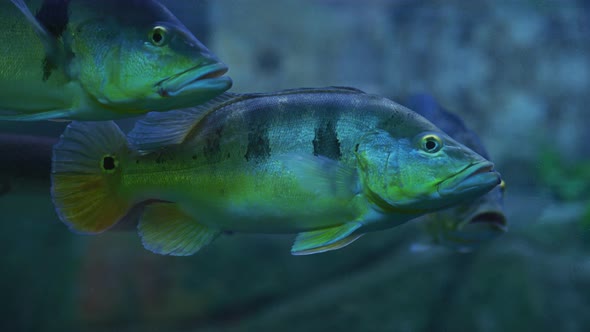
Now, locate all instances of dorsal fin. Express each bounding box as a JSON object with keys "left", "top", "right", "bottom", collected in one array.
[
  {"left": 127, "top": 87, "right": 367, "bottom": 154},
  {"left": 127, "top": 93, "right": 240, "bottom": 154},
  {"left": 324, "top": 86, "right": 367, "bottom": 94},
  {"left": 247, "top": 86, "right": 367, "bottom": 97}
]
